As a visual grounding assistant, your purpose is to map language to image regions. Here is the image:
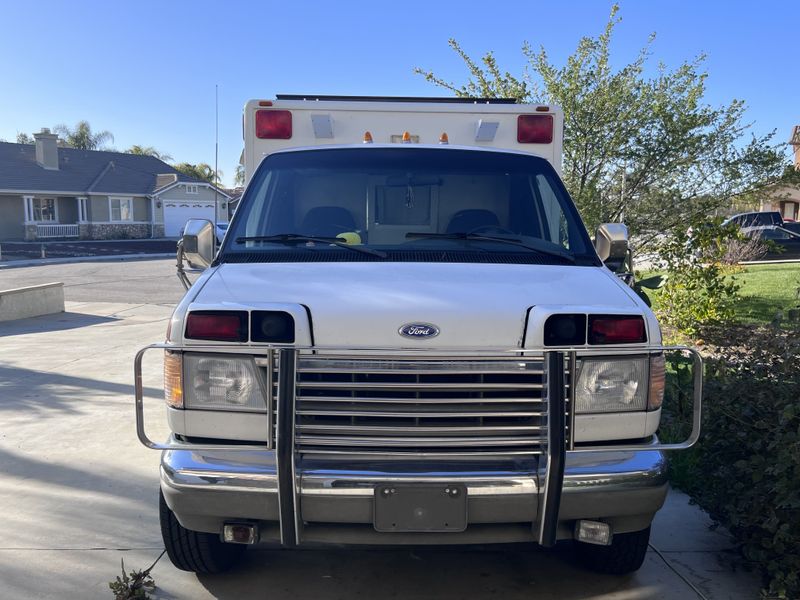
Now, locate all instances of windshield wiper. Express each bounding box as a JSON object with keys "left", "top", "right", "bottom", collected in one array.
[
  {"left": 405, "top": 232, "right": 575, "bottom": 263},
  {"left": 234, "top": 234, "right": 387, "bottom": 258}
]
